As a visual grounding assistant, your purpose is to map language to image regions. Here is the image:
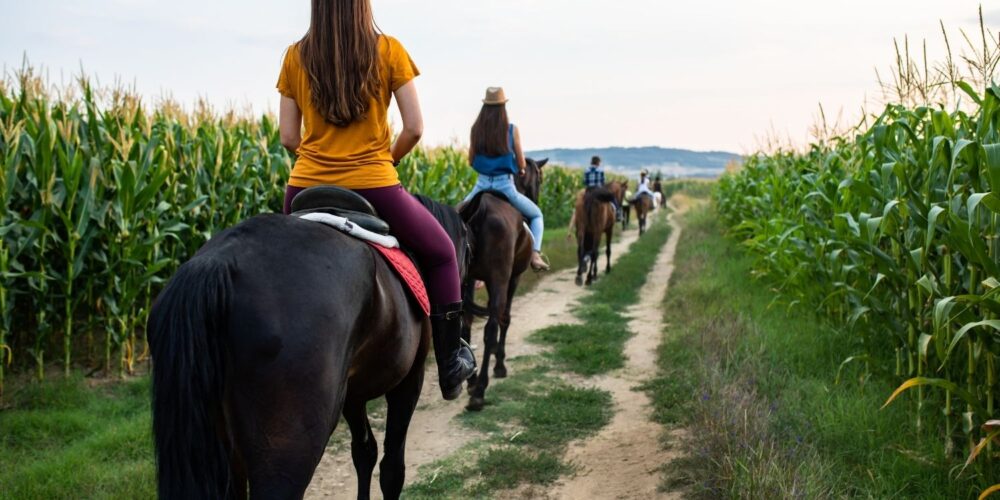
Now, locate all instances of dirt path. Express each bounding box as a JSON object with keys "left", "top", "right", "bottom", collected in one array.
[
  {"left": 550, "top": 199, "right": 689, "bottom": 500},
  {"left": 305, "top": 225, "right": 642, "bottom": 499}
]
